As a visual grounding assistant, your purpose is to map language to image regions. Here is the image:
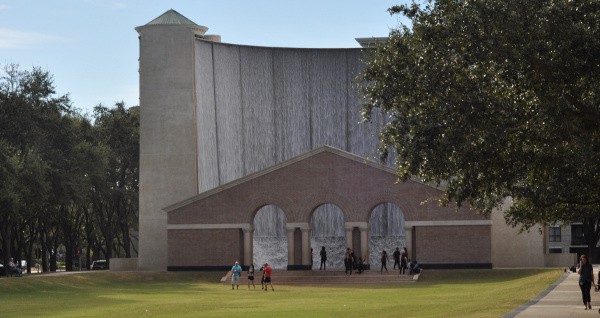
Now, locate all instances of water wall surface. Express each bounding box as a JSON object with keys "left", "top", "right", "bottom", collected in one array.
[
  {"left": 196, "top": 40, "right": 402, "bottom": 268},
  {"left": 195, "top": 40, "right": 389, "bottom": 192}
]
